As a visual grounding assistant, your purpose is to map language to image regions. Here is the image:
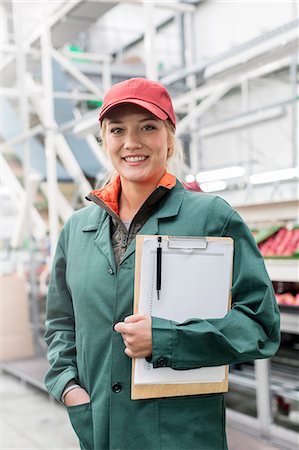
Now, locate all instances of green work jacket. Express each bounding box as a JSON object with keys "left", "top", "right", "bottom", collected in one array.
[{"left": 45, "top": 179, "right": 280, "bottom": 450}]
